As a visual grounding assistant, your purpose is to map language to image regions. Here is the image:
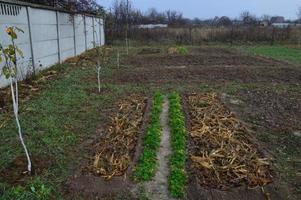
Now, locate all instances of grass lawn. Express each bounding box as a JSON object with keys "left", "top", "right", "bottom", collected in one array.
[
  {"left": 0, "top": 63, "right": 107, "bottom": 199},
  {"left": 247, "top": 45, "right": 301, "bottom": 64}
]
